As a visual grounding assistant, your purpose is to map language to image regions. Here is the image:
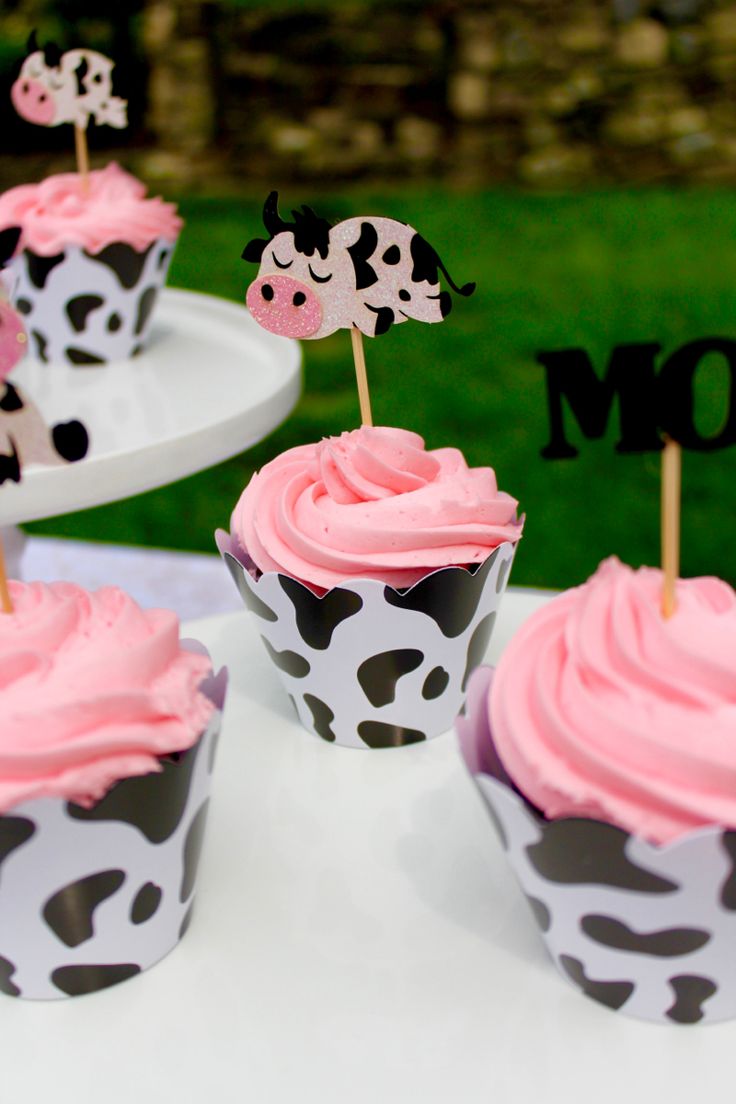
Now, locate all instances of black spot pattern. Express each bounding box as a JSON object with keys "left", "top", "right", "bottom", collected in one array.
[
  {"left": 0, "top": 442, "right": 21, "bottom": 485},
  {"left": 365, "top": 304, "right": 394, "bottom": 335},
  {"left": 0, "top": 955, "right": 20, "bottom": 997},
  {"left": 357, "top": 720, "right": 426, "bottom": 748},
  {"left": 559, "top": 955, "right": 634, "bottom": 1011},
  {"left": 65, "top": 347, "right": 106, "bottom": 366},
  {"left": 0, "top": 382, "right": 23, "bottom": 412},
  {"left": 496, "top": 556, "right": 511, "bottom": 594},
  {"left": 180, "top": 799, "right": 210, "bottom": 903},
  {"left": 88, "top": 242, "right": 154, "bottom": 289},
  {"left": 398, "top": 288, "right": 411, "bottom": 302},
  {"left": 346, "top": 222, "right": 379, "bottom": 290},
  {"left": 223, "top": 554, "right": 277, "bottom": 620},
  {"left": 527, "top": 819, "right": 679, "bottom": 892},
  {"left": 68, "top": 736, "right": 201, "bottom": 844},
  {"left": 385, "top": 550, "right": 498, "bottom": 638},
  {"left": 527, "top": 896, "right": 551, "bottom": 932},
  {"left": 0, "top": 227, "right": 20, "bottom": 267},
  {"left": 0, "top": 817, "right": 35, "bottom": 873},
  {"left": 27, "top": 251, "right": 64, "bottom": 289},
  {"left": 107, "top": 312, "right": 122, "bottom": 332},
  {"left": 134, "top": 286, "right": 158, "bottom": 335},
  {"left": 31, "top": 330, "right": 48, "bottom": 360},
  {"left": 279, "top": 575, "right": 363, "bottom": 649},
  {"left": 157, "top": 248, "right": 170, "bottom": 270},
  {"left": 382, "top": 244, "right": 400, "bottom": 265},
  {"left": 73, "top": 56, "right": 88, "bottom": 96},
  {"left": 581, "top": 915, "right": 710, "bottom": 957},
  {"left": 130, "top": 882, "right": 162, "bottom": 925},
  {"left": 52, "top": 420, "right": 89, "bottom": 462},
  {"left": 720, "top": 831, "right": 736, "bottom": 909},
  {"left": 15, "top": 298, "right": 32, "bottom": 315},
  {"left": 261, "top": 636, "right": 311, "bottom": 677},
  {"left": 132, "top": 344, "right": 144, "bottom": 357},
  {"left": 357, "top": 648, "right": 423, "bottom": 707},
  {"left": 43, "top": 870, "right": 126, "bottom": 948},
  {"left": 462, "top": 612, "right": 497, "bottom": 691},
  {"left": 409, "top": 232, "right": 442, "bottom": 285},
  {"left": 422, "top": 666, "right": 449, "bottom": 700},
  {"left": 51, "top": 963, "right": 141, "bottom": 997},
  {"left": 438, "top": 290, "right": 452, "bottom": 318},
  {"left": 65, "top": 294, "right": 104, "bottom": 333},
  {"left": 303, "top": 693, "right": 336, "bottom": 741},
  {"left": 666, "top": 975, "right": 718, "bottom": 1024}
]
